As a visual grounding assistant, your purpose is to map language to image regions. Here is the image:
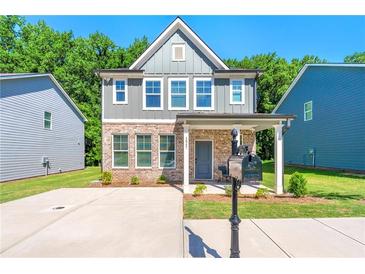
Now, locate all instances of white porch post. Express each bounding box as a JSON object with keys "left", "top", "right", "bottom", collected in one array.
[
  {"left": 233, "top": 125, "right": 240, "bottom": 147},
  {"left": 183, "top": 124, "right": 190, "bottom": 193},
  {"left": 273, "top": 124, "right": 284, "bottom": 194}
]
